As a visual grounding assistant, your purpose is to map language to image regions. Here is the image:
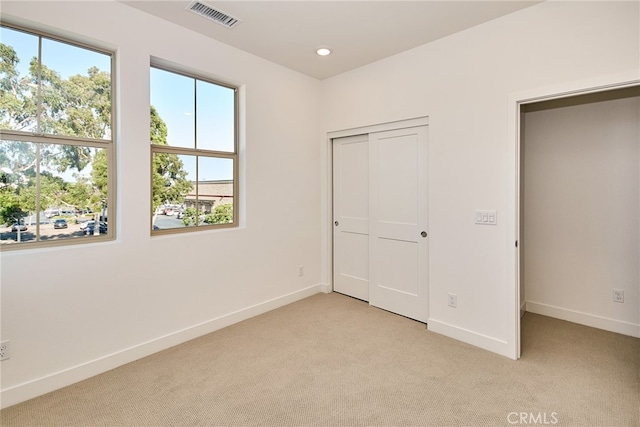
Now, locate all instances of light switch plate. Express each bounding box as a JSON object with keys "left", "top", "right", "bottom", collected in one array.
[{"left": 475, "top": 210, "right": 497, "bottom": 225}]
